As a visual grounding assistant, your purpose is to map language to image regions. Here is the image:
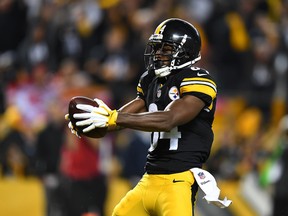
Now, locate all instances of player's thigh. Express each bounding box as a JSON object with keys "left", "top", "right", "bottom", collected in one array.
[
  {"left": 157, "top": 181, "right": 193, "bottom": 216},
  {"left": 112, "top": 183, "right": 149, "bottom": 216}
]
